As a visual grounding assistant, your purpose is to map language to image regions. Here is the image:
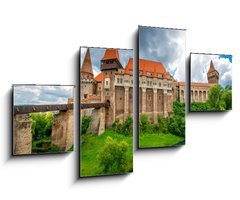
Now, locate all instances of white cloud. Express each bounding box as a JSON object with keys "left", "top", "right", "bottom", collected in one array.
[{"left": 191, "top": 53, "right": 232, "bottom": 87}]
